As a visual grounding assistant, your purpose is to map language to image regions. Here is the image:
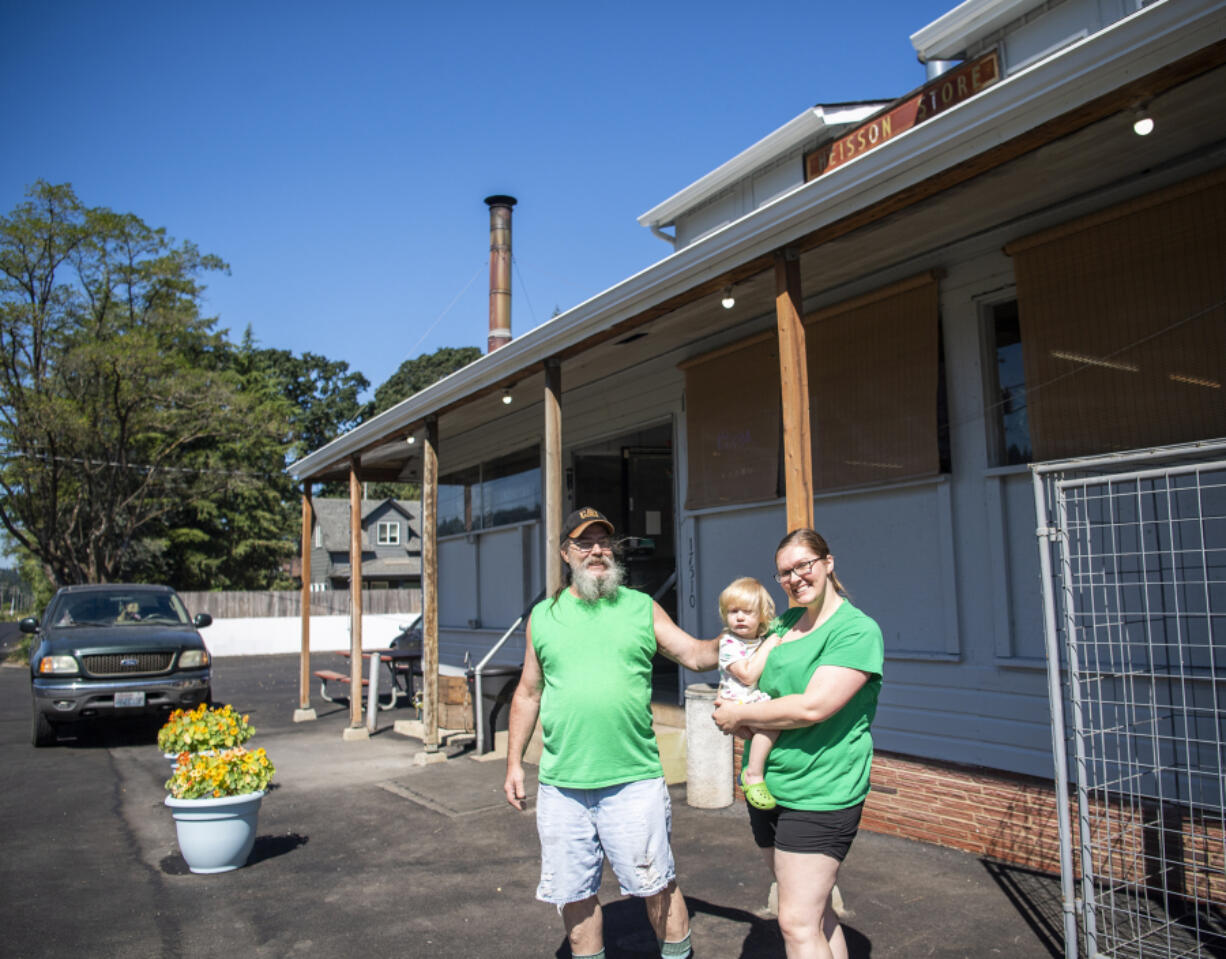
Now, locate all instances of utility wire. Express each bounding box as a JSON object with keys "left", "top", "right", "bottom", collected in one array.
[
  {"left": 10, "top": 451, "right": 279, "bottom": 480},
  {"left": 404, "top": 261, "right": 486, "bottom": 358},
  {"left": 511, "top": 255, "right": 539, "bottom": 327},
  {"left": 970, "top": 295, "right": 1225, "bottom": 428}
]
